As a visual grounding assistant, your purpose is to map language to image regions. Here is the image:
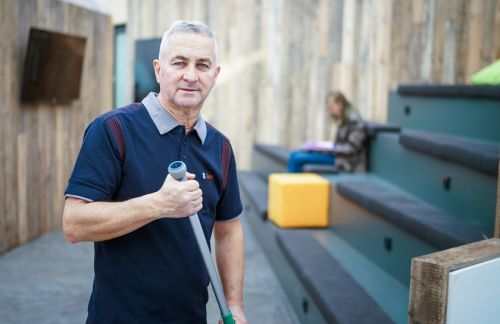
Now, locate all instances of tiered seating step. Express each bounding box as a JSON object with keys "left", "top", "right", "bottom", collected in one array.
[
  {"left": 240, "top": 171, "right": 408, "bottom": 322},
  {"left": 399, "top": 129, "right": 499, "bottom": 176},
  {"left": 397, "top": 84, "right": 500, "bottom": 99},
  {"left": 336, "top": 179, "right": 490, "bottom": 250},
  {"left": 276, "top": 229, "right": 394, "bottom": 324},
  {"left": 364, "top": 121, "right": 401, "bottom": 138},
  {"left": 370, "top": 133, "right": 497, "bottom": 229},
  {"left": 238, "top": 171, "right": 268, "bottom": 220},
  {"left": 252, "top": 144, "right": 289, "bottom": 178},
  {"left": 388, "top": 85, "right": 500, "bottom": 141}
]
